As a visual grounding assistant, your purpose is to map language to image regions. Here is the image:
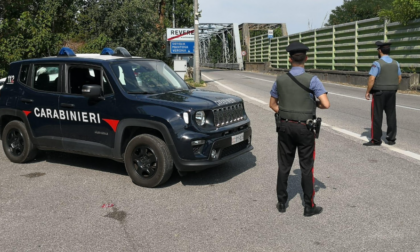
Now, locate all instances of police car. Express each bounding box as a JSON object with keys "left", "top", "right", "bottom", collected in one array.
[{"left": 0, "top": 47, "right": 253, "bottom": 187}]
